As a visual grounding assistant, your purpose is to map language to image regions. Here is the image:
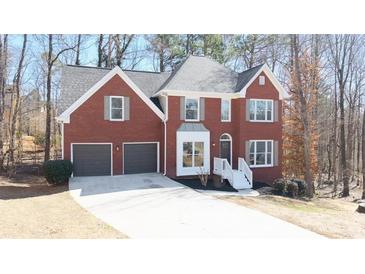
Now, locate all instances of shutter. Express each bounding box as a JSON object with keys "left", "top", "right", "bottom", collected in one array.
[
  {"left": 104, "top": 96, "right": 110, "bottom": 120},
  {"left": 124, "top": 96, "right": 130, "bottom": 120},
  {"left": 245, "top": 141, "right": 250, "bottom": 162},
  {"left": 180, "top": 96, "right": 185, "bottom": 120},
  {"left": 274, "top": 100, "right": 279, "bottom": 122},
  {"left": 274, "top": 141, "right": 279, "bottom": 166},
  {"left": 199, "top": 97, "right": 205, "bottom": 121},
  {"left": 246, "top": 99, "right": 250, "bottom": 121}
]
